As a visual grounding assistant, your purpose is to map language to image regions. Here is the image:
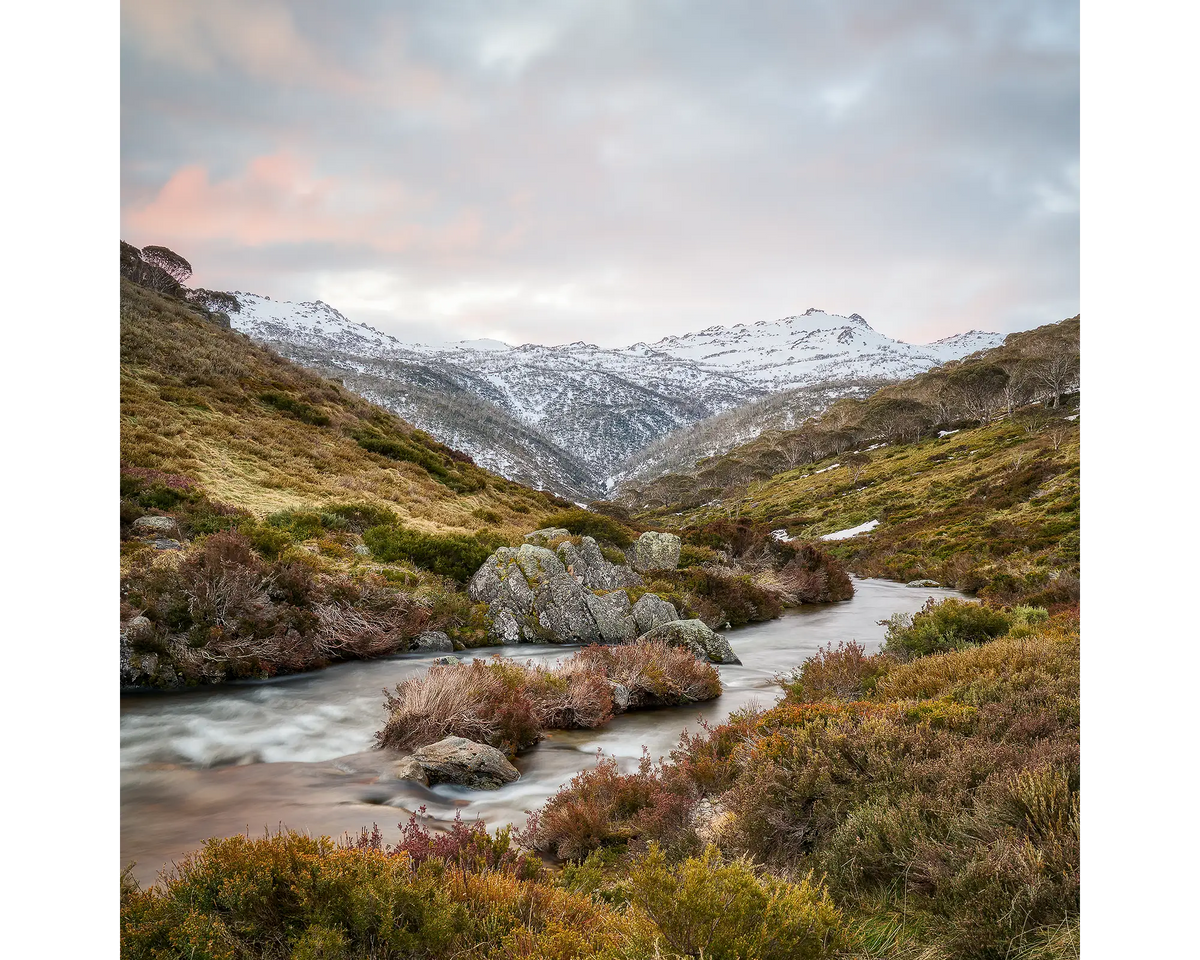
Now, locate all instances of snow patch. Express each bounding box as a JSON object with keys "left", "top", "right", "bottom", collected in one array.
[{"left": 821, "top": 519, "right": 880, "bottom": 541}]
